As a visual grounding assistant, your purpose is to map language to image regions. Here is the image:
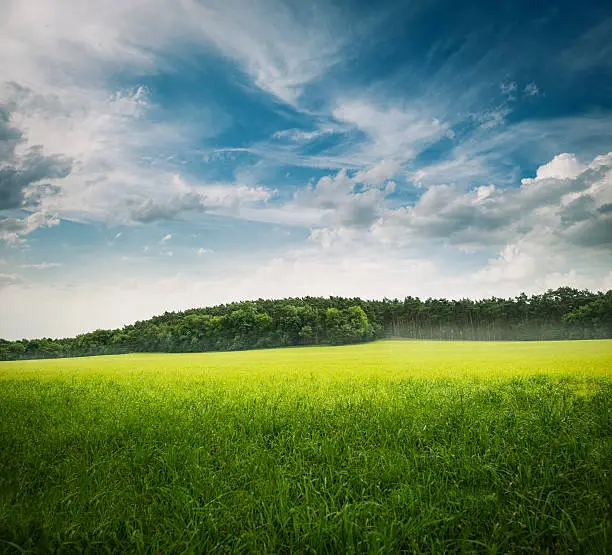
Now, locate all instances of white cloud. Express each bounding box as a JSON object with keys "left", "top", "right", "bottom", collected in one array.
[
  {"left": 530, "top": 152, "right": 584, "bottom": 180},
  {"left": 0, "top": 273, "right": 25, "bottom": 289},
  {"left": 332, "top": 100, "right": 451, "bottom": 162},
  {"left": 2, "top": 84, "right": 207, "bottom": 225},
  {"left": 19, "top": 262, "right": 61, "bottom": 270},
  {"left": 377, "top": 152, "right": 612, "bottom": 250},
  {"left": 500, "top": 81, "right": 517, "bottom": 99},
  {"left": 128, "top": 181, "right": 274, "bottom": 223},
  {"left": 293, "top": 151, "right": 612, "bottom": 304},
  {"left": 273, "top": 126, "right": 338, "bottom": 142},
  {"left": 479, "top": 108, "right": 511, "bottom": 129},
  {"left": 181, "top": 0, "right": 350, "bottom": 106},
  {"left": 2, "top": 0, "right": 357, "bottom": 110},
  {"left": 412, "top": 113, "right": 612, "bottom": 188},
  {"left": 353, "top": 159, "right": 401, "bottom": 186},
  {"left": 1, "top": 1, "right": 282, "bottom": 231},
  {"left": 0, "top": 211, "right": 60, "bottom": 244},
  {"left": 295, "top": 169, "right": 394, "bottom": 228},
  {"left": 523, "top": 82, "right": 541, "bottom": 97},
  {"left": 237, "top": 165, "right": 399, "bottom": 229}
]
